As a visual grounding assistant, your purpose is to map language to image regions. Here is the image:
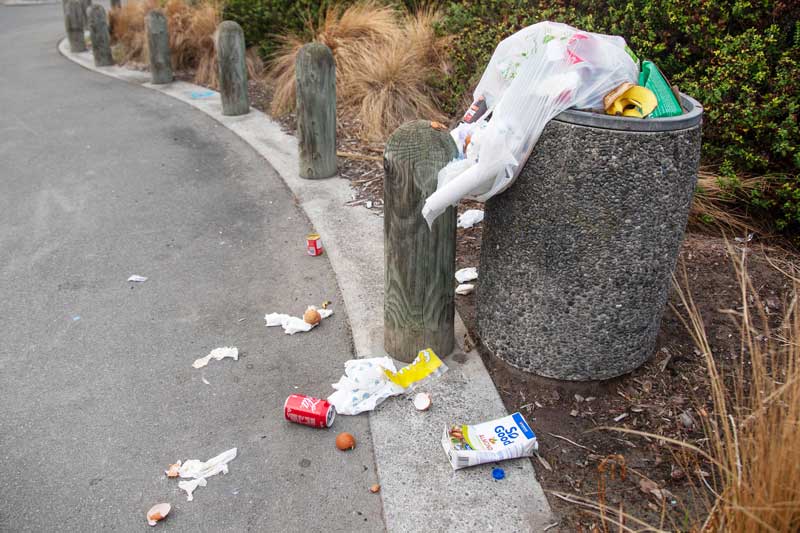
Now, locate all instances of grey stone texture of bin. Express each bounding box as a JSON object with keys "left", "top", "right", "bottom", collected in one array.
[{"left": 477, "top": 95, "right": 703, "bottom": 381}]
